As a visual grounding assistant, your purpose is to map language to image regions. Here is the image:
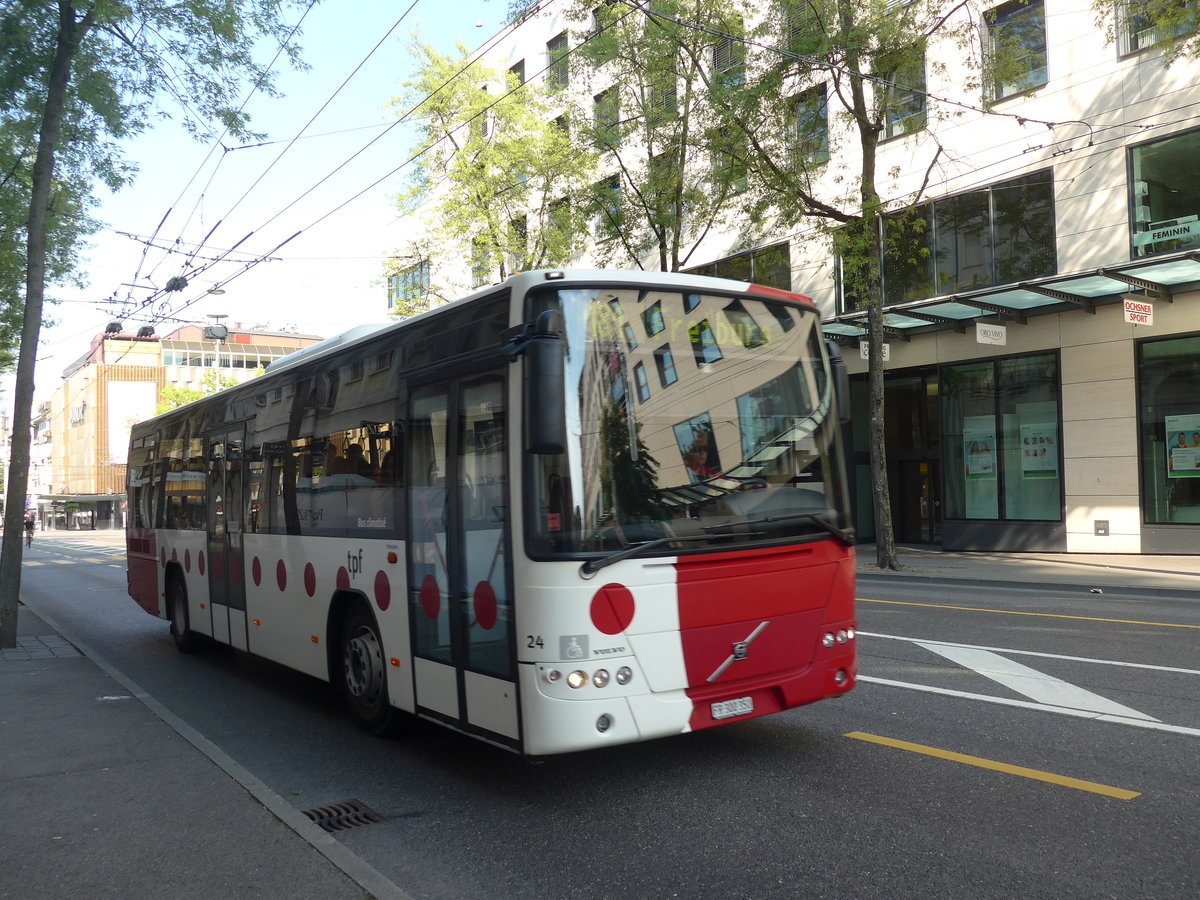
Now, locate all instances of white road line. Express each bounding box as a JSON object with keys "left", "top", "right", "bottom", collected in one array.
[
  {"left": 858, "top": 676, "right": 1200, "bottom": 737},
  {"left": 859, "top": 631, "right": 1200, "bottom": 676},
  {"left": 916, "top": 643, "right": 1159, "bottom": 721}
]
